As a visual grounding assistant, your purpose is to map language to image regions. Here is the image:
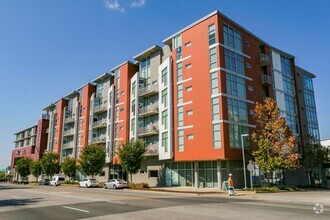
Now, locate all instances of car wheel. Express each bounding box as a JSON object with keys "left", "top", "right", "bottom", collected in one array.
[{"left": 113, "top": 185, "right": 117, "bottom": 189}]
